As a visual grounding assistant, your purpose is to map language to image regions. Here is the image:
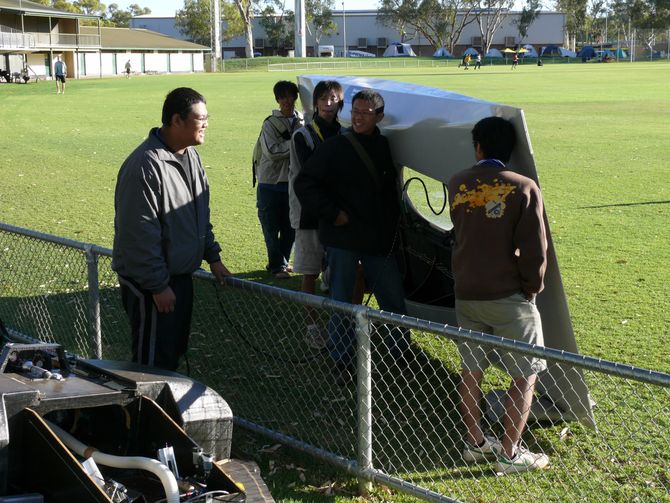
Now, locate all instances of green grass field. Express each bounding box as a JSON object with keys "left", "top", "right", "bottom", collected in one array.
[{"left": 1, "top": 61, "right": 670, "bottom": 501}]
